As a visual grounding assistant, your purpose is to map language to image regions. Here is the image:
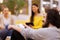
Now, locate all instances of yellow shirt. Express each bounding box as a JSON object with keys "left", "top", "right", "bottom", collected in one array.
[
  {"left": 32, "top": 16, "right": 43, "bottom": 29},
  {"left": 15, "top": 15, "right": 43, "bottom": 29}
]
